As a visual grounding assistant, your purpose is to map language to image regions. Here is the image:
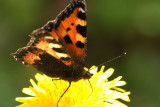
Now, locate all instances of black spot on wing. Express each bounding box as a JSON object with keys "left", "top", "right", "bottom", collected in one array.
[
  {"left": 55, "top": 0, "right": 86, "bottom": 30},
  {"left": 77, "top": 11, "right": 86, "bottom": 20},
  {"left": 60, "top": 57, "right": 71, "bottom": 61},
  {"left": 63, "top": 35, "right": 72, "bottom": 44},
  {"left": 71, "top": 23, "right": 74, "bottom": 26},
  {"left": 76, "top": 41, "right": 84, "bottom": 49},
  {"left": 67, "top": 27, "right": 71, "bottom": 31},
  {"left": 52, "top": 48, "right": 66, "bottom": 53},
  {"left": 46, "top": 39, "right": 60, "bottom": 44},
  {"left": 76, "top": 25, "right": 86, "bottom": 37}
]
